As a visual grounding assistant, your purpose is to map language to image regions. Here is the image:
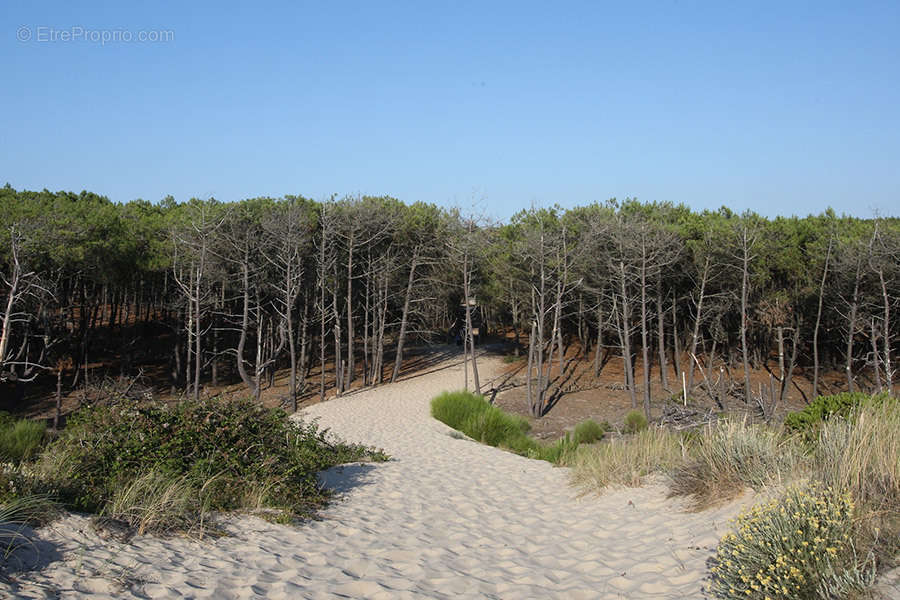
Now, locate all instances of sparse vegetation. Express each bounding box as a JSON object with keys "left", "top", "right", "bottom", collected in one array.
[
  {"left": 671, "top": 417, "right": 799, "bottom": 509},
  {"left": 571, "top": 427, "right": 687, "bottom": 490}
]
